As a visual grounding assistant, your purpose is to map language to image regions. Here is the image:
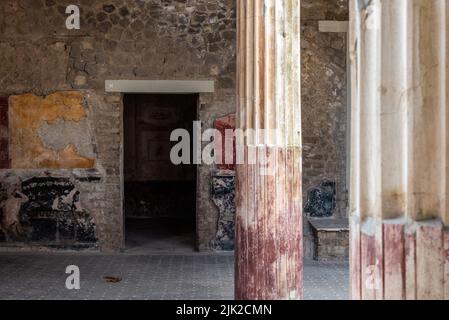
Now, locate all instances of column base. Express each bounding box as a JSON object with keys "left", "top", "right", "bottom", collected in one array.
[{"left": 351, "top": 216, "right": 449, "bottom": 300}]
